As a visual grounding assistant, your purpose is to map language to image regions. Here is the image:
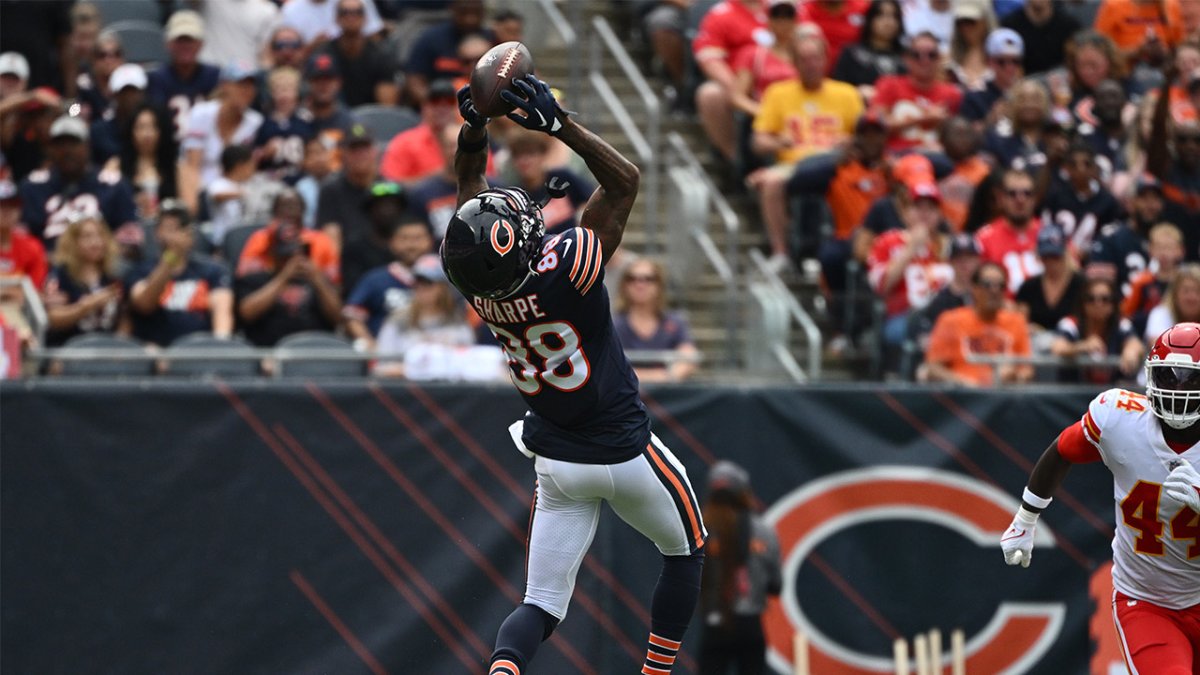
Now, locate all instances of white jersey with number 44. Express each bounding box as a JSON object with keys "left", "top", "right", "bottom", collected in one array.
[{"left": 1081, "top": 388, "right": 1200, "bottom": 609}]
